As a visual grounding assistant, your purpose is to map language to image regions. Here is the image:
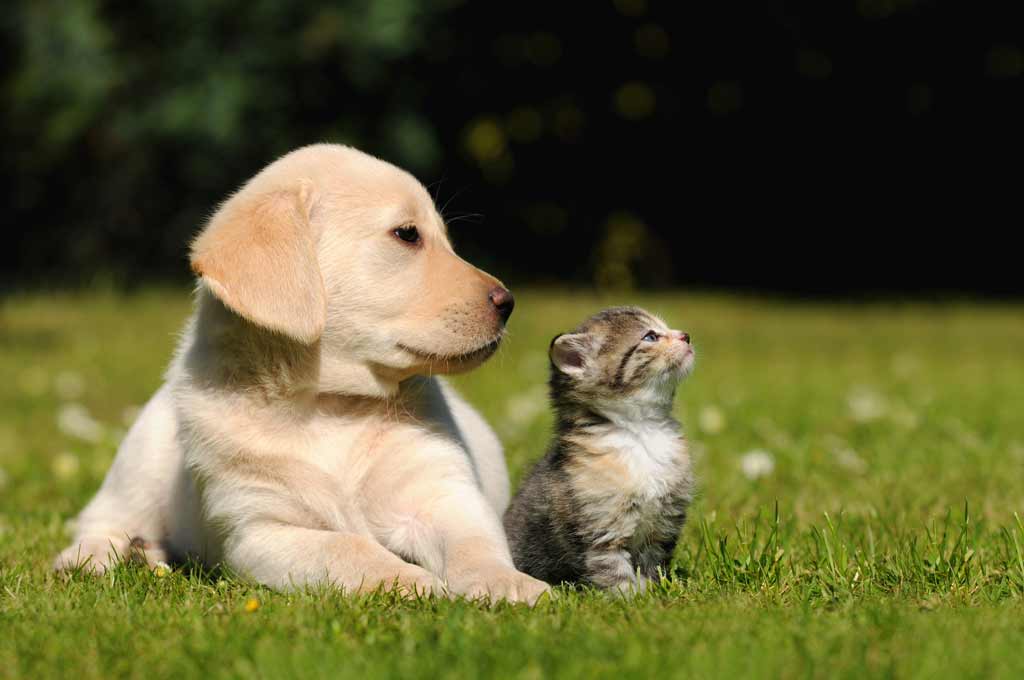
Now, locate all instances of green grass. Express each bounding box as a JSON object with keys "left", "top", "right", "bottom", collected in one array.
[{"left": 2, "top": 289, "right": 1024, "bottom": 679}]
